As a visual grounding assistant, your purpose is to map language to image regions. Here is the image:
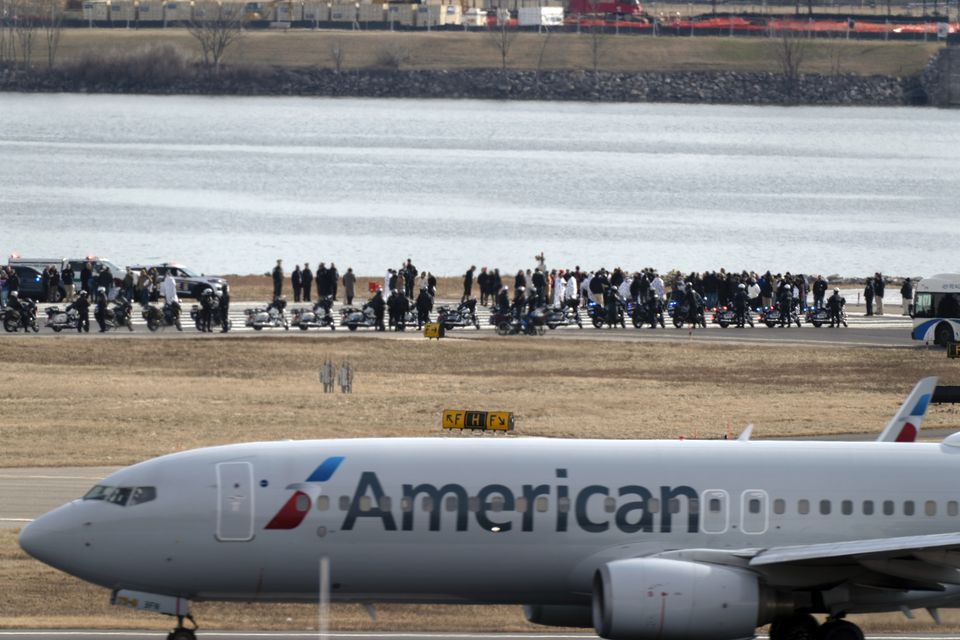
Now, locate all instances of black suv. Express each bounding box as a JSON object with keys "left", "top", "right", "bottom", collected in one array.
[{"left": 6, "top": 266, "right": 66, "bottom": 302}]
